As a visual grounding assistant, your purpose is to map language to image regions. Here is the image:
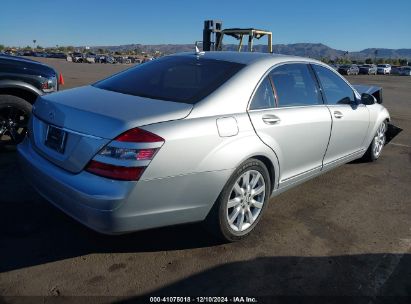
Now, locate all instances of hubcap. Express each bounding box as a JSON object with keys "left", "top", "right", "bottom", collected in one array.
[
  {"left": 373, "top": 122, "right": 386, "bottom": 158},
  {"left": 0, "top": 106, "right": 29, "bottom": 145},
  {"left": 226, "top": 170, "right": 266, "bottom": 232}
]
